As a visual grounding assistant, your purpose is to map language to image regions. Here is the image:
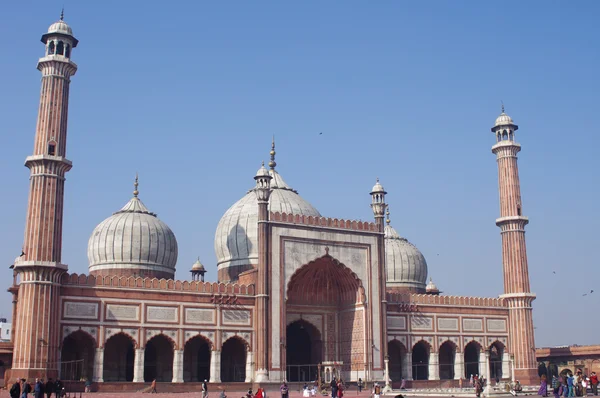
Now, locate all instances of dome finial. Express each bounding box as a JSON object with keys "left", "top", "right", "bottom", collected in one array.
[
  {"left": 133, "top": 173, "right": 139, "bottom": 197},
  {"left": 60, "top": 7, "right": 64, "bottom": 21},
  {"left": 268, "top": 135, "right": 277, "bottom": 170},
  {"left": 501, "top": 100, "right": 505, "bottom": 114},
  {"left": 386, "top": 208, "right": 391, "bottom": 225}
]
